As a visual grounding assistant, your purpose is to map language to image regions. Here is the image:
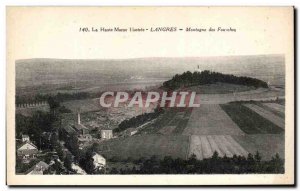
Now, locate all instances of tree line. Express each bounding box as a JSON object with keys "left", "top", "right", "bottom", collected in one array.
[
  {"left": 114, "top": 108, "right": 163, "bottom": 133},
  {"left": 16, "top": 92, "right": 92, "bottom": 105},
  {"left": 16, "top": 90, "right": 150, "bottom": 105},
  {"left": 108, "top": 151, "right": 284, "bottom": 174},
  {"left": 163, "top": 70, "right": 269, "bottom": 90}
]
